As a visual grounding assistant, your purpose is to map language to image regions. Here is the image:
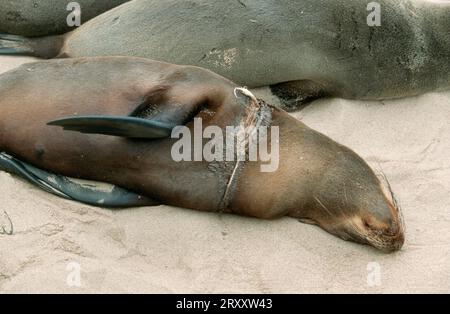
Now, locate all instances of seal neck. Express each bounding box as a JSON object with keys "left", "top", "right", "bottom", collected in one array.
[{"left": 219, "top": 92, "right": 272, "bottom": 212}]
